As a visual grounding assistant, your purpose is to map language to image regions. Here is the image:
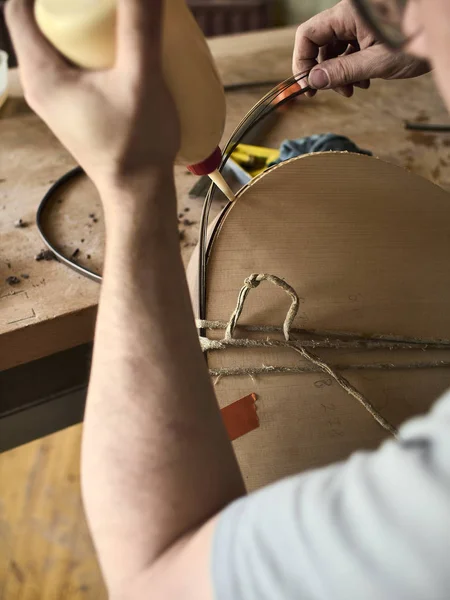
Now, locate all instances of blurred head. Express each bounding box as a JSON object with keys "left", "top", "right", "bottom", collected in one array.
[{"left": 354, "top": 0, "right": 450, "bottom": 107}]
